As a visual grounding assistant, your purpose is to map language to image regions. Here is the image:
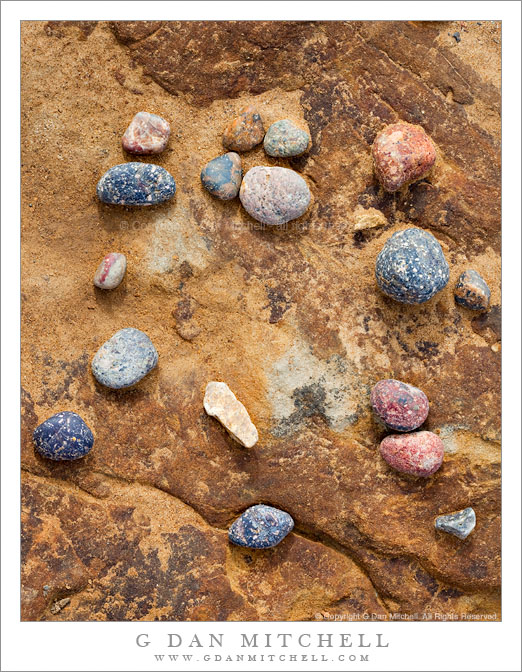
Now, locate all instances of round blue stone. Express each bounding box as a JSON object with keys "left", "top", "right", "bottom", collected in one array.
[
  {"left": 200, "top": 152, "right": 242, "bottom": 200},
  {"left": 33, "top": 411, "right": 94, "bottom": 461},
  {"left": 96, "top": 163, "right": 176, "bottom": 206},
  {"left": 92, "top": 328, "right": 158, "bottom": 389},
  {"left": 228, "top": 504, "right": 294, "bottom": 549},
  {"left": 375, "top": 228, "right": 449, "bottom": 304}
]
